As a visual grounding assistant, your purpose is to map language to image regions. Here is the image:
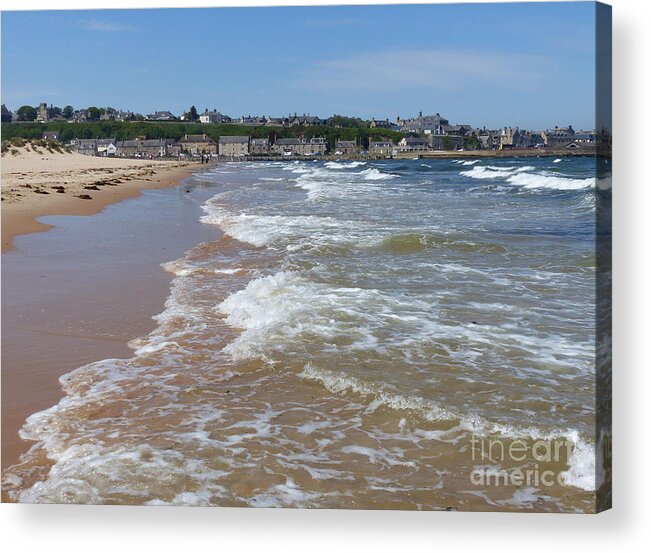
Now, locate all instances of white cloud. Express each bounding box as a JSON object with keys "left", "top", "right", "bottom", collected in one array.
[
  {"left": 295, "top": 49, "right": 550, "bottom": 93},
  {"left": 78, "top": 19, "right": 138, "bottom": 32}
]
